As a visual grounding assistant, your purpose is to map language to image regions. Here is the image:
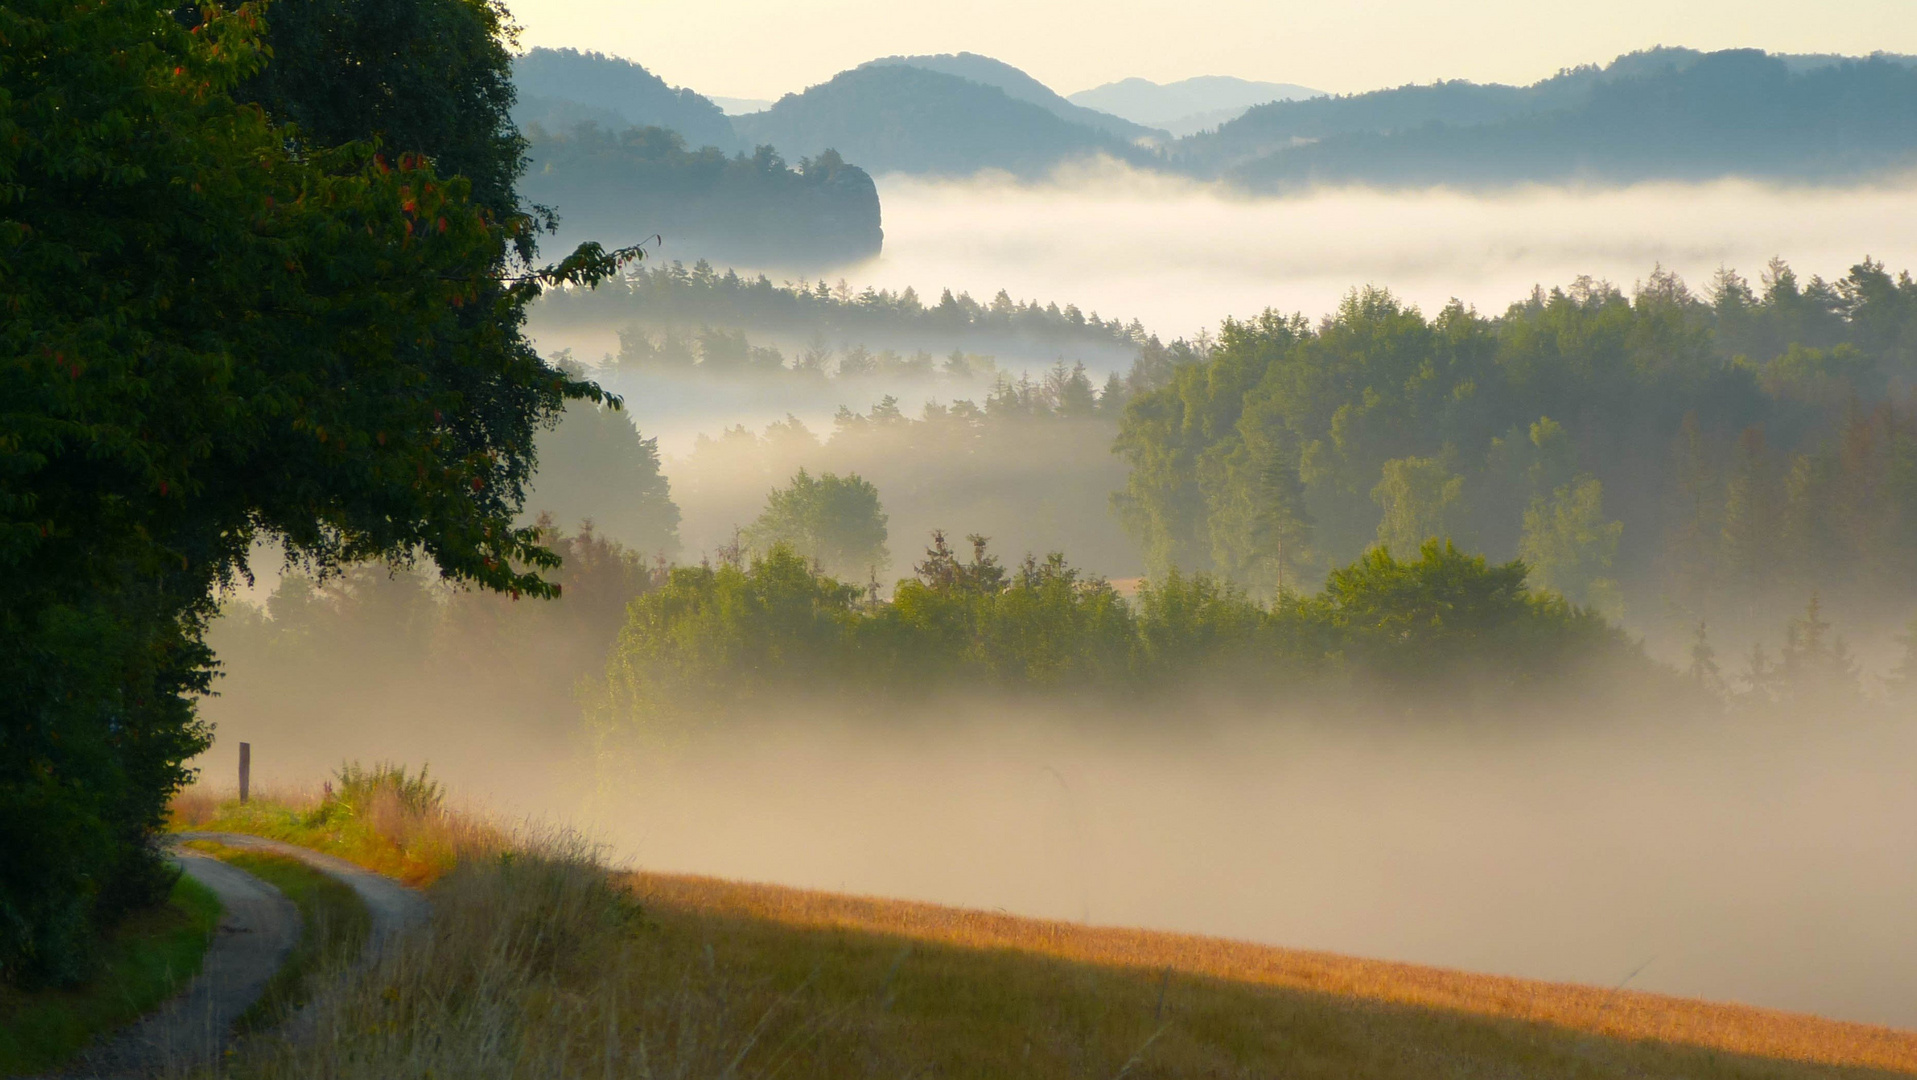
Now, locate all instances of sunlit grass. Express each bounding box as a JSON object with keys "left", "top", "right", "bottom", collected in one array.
[
  {"left": 181, "top": 784, "right": 1917, "bottom": 1079},
  {"left": 0, "top": 872, "right": 222, "bottom": 1075},
  {"left": 170, "top": 768, "right": 503, "bottom": 888},
  {"left": 631, "top": 870, "right": 1917, "bottom": 1077}
]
